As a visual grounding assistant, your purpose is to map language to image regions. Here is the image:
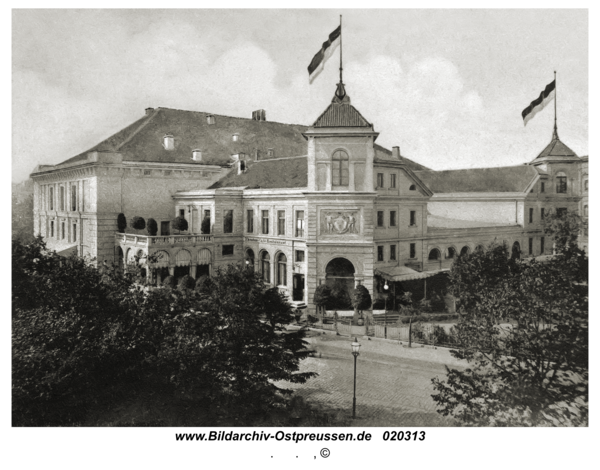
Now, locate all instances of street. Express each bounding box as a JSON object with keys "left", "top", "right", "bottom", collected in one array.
[{"left": 279, "top": 332, "right": 468, "bottom": 427}]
